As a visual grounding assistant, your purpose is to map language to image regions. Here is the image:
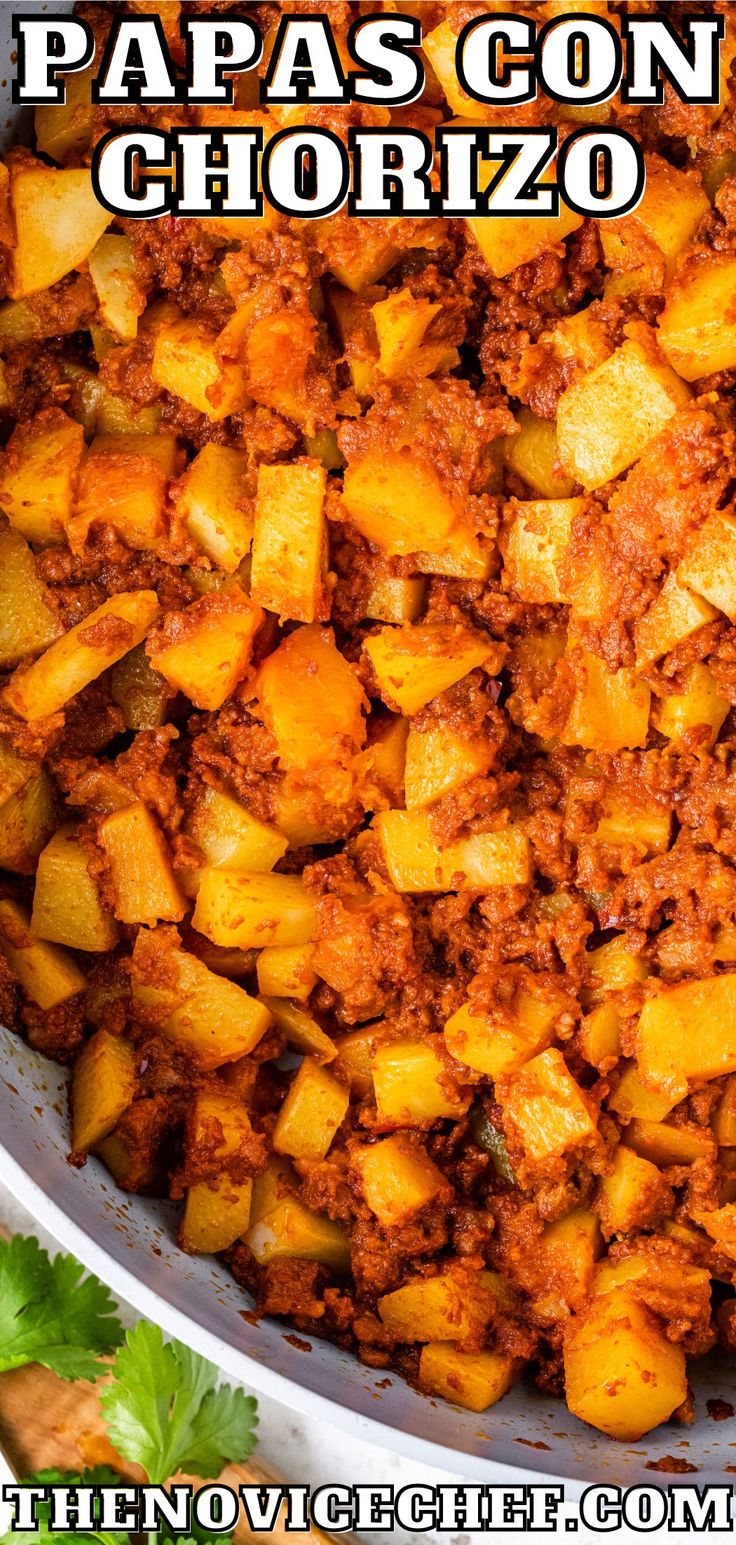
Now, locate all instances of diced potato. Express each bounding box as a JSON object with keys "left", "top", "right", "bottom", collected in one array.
[
  {"left": 176, "top": 444, "right": 252, "bottom": 573},
  {"left": 2, "top": 590, "right": 159, "bottom": 723},
  {"left": 564, "top": 1291, "right": 687, "bottom": 1440},
  {"left": 152, "top": 315, "right": 249, "bottom": 421},
  {"left": 498, "top": 1048, "right": 597, "bottom": 1163},
  {"left": 411, "top": 522, "right": 492, "bottom": 582},
  {"left": 250, "top": 459, "right": 327, "bottom": 624},
  {"left": 653, "top": 663, "right": 729, "bottom": 752},
  {"left": 148, "top": 588, "right": 263, "bottom": 711},
  {"left": 467, "top": 177, "right": 583, "bottom": 280},
  {"left": 597, "top": 1146, "right": 670, "bottom": 1237},
  {"left": 557, "top": 337, "right": 691, "bottom": 490},
  {"left": 110, "top": 644, "right": 170, "bottom": 732},
  {"left": 257, "top": 944, "right": 317, "bottom": 1002},
  {"left": 333, "top": 1025, "right": 384, "bottom": 1097},
  {"left": 99, "top": 802, "right": 185, "bottom": 927},
  {"left": 181, "top": 1174, "right": 253, "bottom": 1255},
  {"left": 193, "top": 869, "right": 317, "bottom": 950},
  {"left": 501, "top": 409, "right": 575, "bottom": 499},
  {"left": 9, "top": 166, "right": 111, "bottom": 299},
  {"left": 636, "top": 976, "right": 736, "bottom": 1100},
  {"left": 371, "top": 289, "right": 457, "bottom": 380},
  {"left": 253, "top": 625, "right": 365, "bottom": 772},
  {"left": 375, "top": 810, "right": 531, "bottom": 893},
  {"left": 580, "top": 1001, "right": 622, "bottom": 1069},
  {"left": 71, "top": 1029, "right": 138, "bottom": 1153},
  {"left": 246, "top": 1195, "right": 350, "bottom": 1269},
  {"left": 355, "top": 1134, "right": 449, "bottom": 1227},
  {"left": 186, "top": 785, "right": 287, "bottom": 879},
  {"left": 634, "top": 572, "right": 718, "bottom": 668},
  {"left": 444, "top": 979, "right": 568, "bottom": 1081},
  {"left": 180, "top": 1088, "right": 254, "bottom": 1253},
  {"left": 583, "top": 935, "right": 648, "bottom": 1005},
  {"left": 570, "top": 786, "right": 670, "bottom": 858},
  {"left": 354, "top": 715, "right": 407, "bottom": 813},
  {"left": 35, "top": 67, "right": 95, "bottom": 162},
  {"left": 31, "top": 826, "right": 118, "bottom": 953},
  {"left": 378, "top": 1268, "right": 500, "bottom": 1343},
  {"left": 372, "top": 1037, "right": 470, "bottom": 1127},
  {"left": 537, "top": 1209, "right": 601, "bottom": 1315},
  {"left": 273, "top": 1057, "right": 349, "bottom": 1160},
  {"left": 599, "top": 154, "right": 708, "bottom": 284},
  {"left": 503, "top": 498, "right": 586, "bottom": 604},
  {"left": 625, "top": 1118, "right": 715, "bottom": 1168},
  {"left": 689, "top": 1204, "right": 736, "bottom": 1260},
  {"left": 362, "top": 570, "right": 426, "bottom": 625},
  {"left": 342, "top": 450, "right": 458, "bottom": 557},
  {"left": 419, "top": 1343, "right": 520, "bottom": 1412},
  {"left": 658, "top": 256, "right": 736, "bottom": 380},
  {"left": 713, "top": 1077, "right": 736, "bottom": 1145},
  {"left": 259, "top": 995, "right": 336, "bottom": 1063},
  {"left": 0, "top": 528, "right": 61, "bottom": 669},
  {"left": 72, "top": 433, "right": 177, "bottom": 553},
  {"left": 404, "top": 725, "right": 492, "bottom": 810},
  {"left": 562, "top": 650, "right": 651, "bottom": 753},
  {"left": 131, "top": 927, "right": 272, "bottom": 1069},
  {"left": 0, "top": 411, "right": 84, "bottom": 547},
  {"left": 88, "top": 235, "right": 145, "bottom": 342},
  {"left": 677, "top": 508, "right": 736, "bottom": 621},
  {"left": 0, "top": 770, "right": 58, "bottom": 876},
  {"left": 0, "top": 897, "right": 85, "bottom": 1010},
  {"left": 364, "top": 623, "right": 492, "bottom": 716},
  {"left": 547, "top": 305, "right": 613, "bottom": 374},
  {"left": 0, "top": 741, "right": 35, "bottom": 809},
  {"left": 609, "top": 1063, "right": 676, "bottom": 1123}
]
